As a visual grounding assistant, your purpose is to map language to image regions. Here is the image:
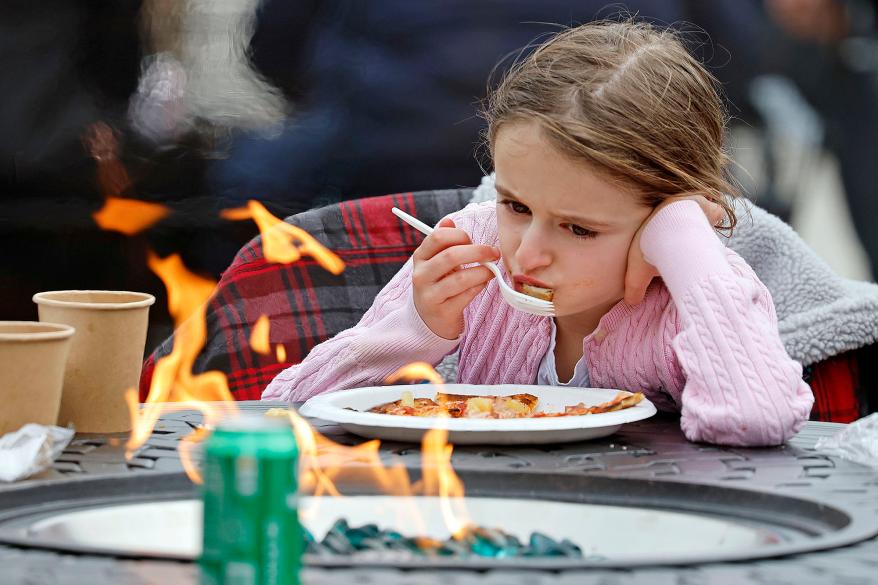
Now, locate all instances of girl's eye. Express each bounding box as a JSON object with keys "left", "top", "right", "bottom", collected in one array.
[
  {"left": 566, "top": 224, "right": 597, "bottom": 239},
  {"left": 503, "top": 200, "right": 531, "bottom": 215}
]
